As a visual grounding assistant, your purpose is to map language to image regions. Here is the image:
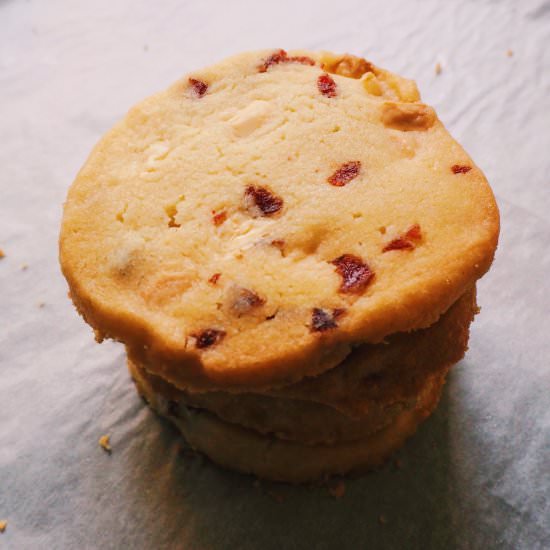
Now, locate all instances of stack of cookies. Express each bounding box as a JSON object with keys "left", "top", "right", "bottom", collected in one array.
[{"left": 60, "top": 50, "right": 499, "bottom": 482}]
